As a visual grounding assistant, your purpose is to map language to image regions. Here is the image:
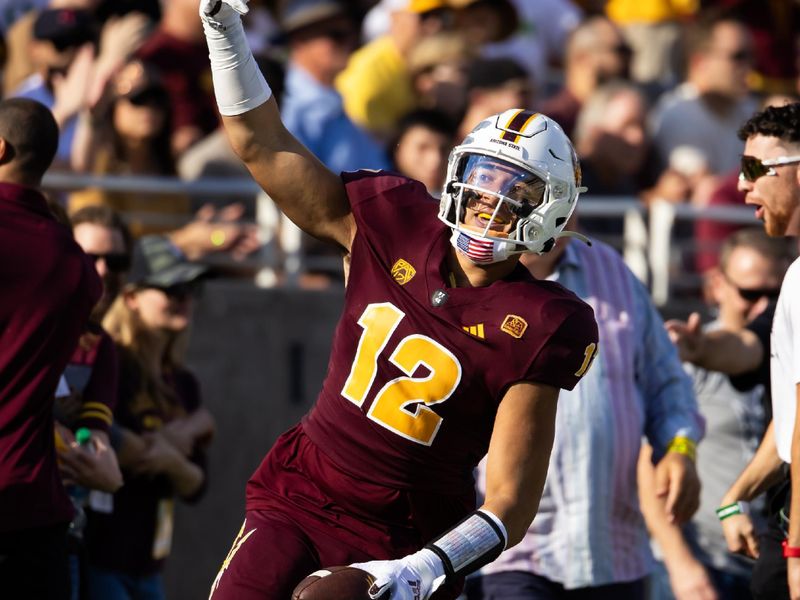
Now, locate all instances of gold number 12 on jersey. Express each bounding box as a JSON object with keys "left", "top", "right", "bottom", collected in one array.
[{"left": 341, "top": 302, "right": 463, "bottom": 446}]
